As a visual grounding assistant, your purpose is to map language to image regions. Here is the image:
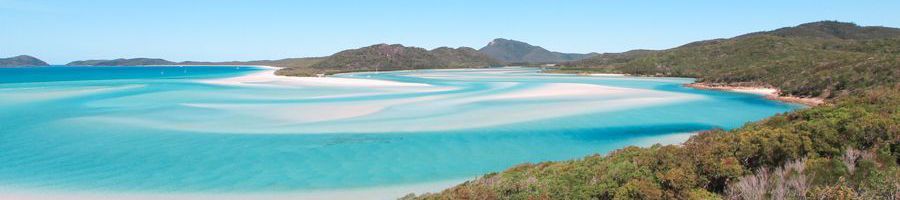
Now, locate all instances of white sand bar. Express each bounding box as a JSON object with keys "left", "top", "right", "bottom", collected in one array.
[
  {"left": 75, "top": 68, "right": 710, "bottom": 134},
  {"left": 198, "top": 69, "right": 431, "bottom": 87}
]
